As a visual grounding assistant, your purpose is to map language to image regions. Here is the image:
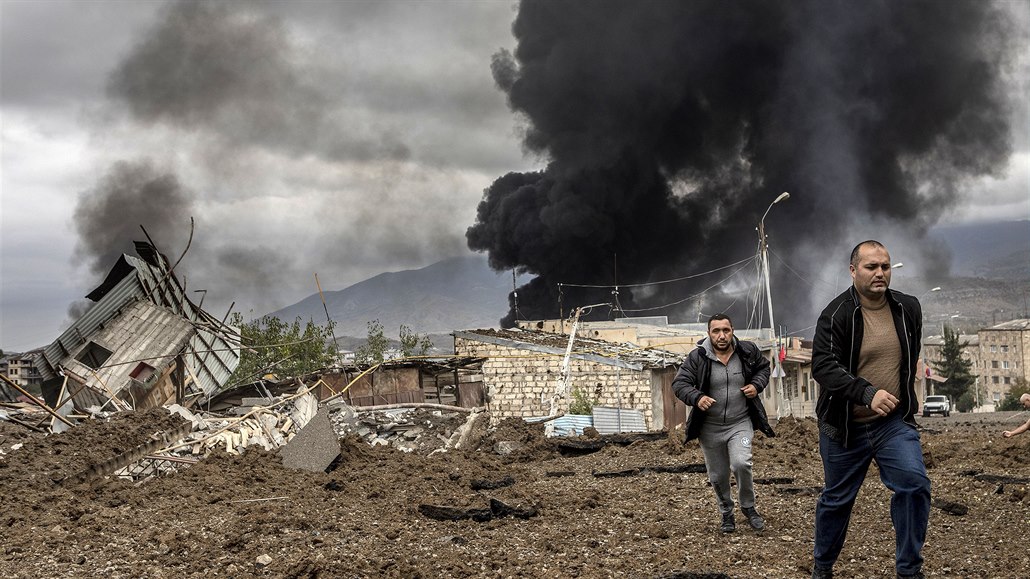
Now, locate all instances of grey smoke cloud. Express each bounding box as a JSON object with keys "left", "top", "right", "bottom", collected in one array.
[
  {"left": 73, "top": 159, "right": 195, "bottom": 277},
  {"left": 106, "top": 0, "right": 410, "bottom": 164},
  {"left": 468, "top": 0, "right": 1020, "bottom": 329},
  {"left": 61, "top": 0, "right": 522, "bottom": 325}
]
